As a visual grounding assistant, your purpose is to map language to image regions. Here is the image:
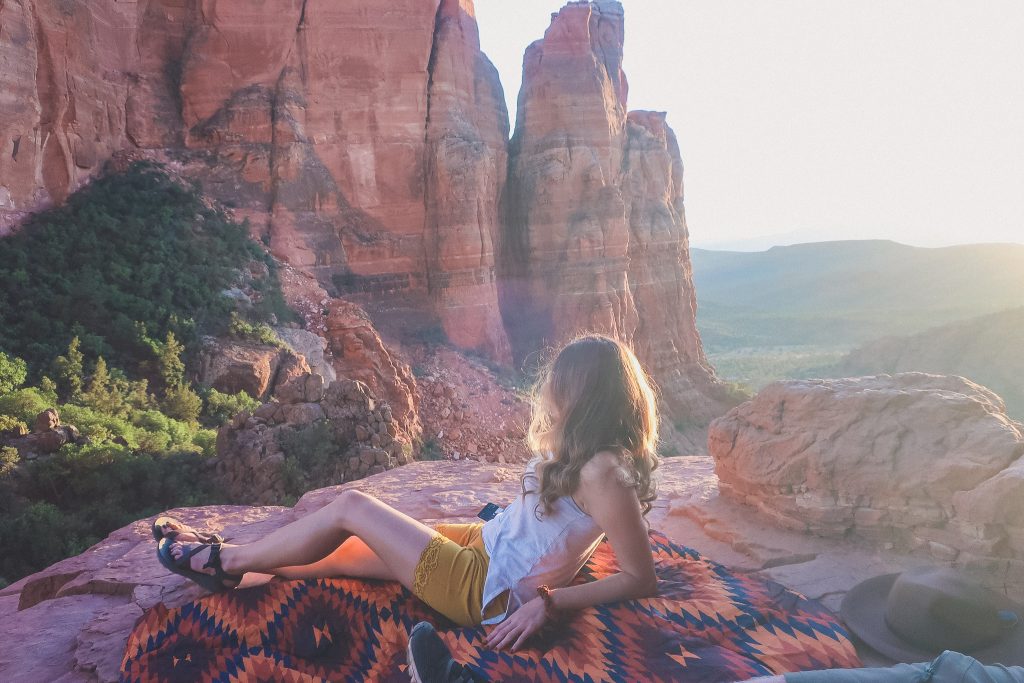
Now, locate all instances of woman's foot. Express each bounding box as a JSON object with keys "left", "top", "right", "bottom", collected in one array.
[
  {"left": 159, "top": 538, "right": 243, "bottom": 591},
  {"left": 153, "top": 516, "right": 224, "bottom": 545}
]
